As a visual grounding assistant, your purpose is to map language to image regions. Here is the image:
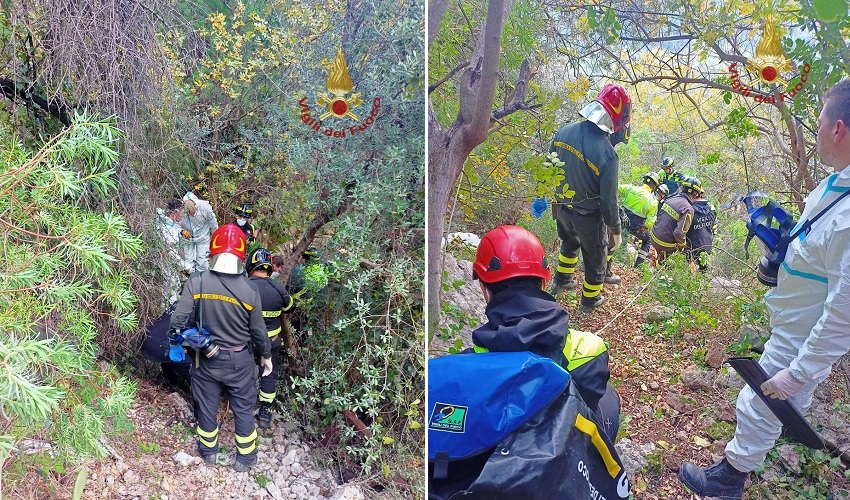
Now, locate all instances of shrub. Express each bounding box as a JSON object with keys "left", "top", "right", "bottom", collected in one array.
[{"left": 0, "top": 114, "right": 140, "bottom": 483}]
